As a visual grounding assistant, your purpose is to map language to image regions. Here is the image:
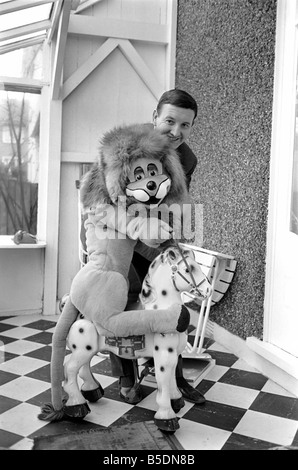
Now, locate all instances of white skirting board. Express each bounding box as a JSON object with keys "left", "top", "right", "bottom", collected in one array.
[{"left": 208, "top": 320, "right": 298, "bottom": 398}]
